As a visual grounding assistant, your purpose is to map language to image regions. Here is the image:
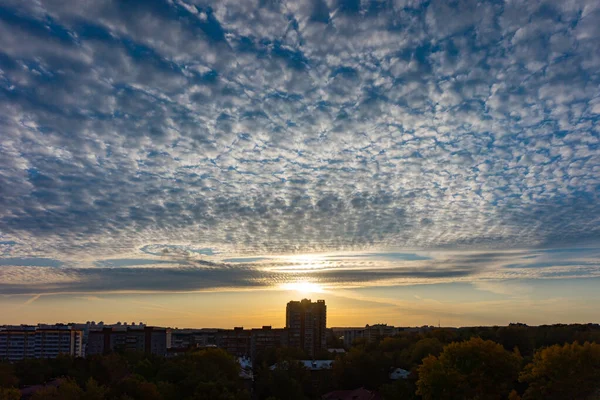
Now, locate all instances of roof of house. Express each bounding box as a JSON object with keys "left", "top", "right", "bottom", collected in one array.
[
  {"left": 389, "top": 367, "right": 410, "bottom": 380},
  {"left": 237, "top": 357, "right": 253, "bottom": 380}
]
